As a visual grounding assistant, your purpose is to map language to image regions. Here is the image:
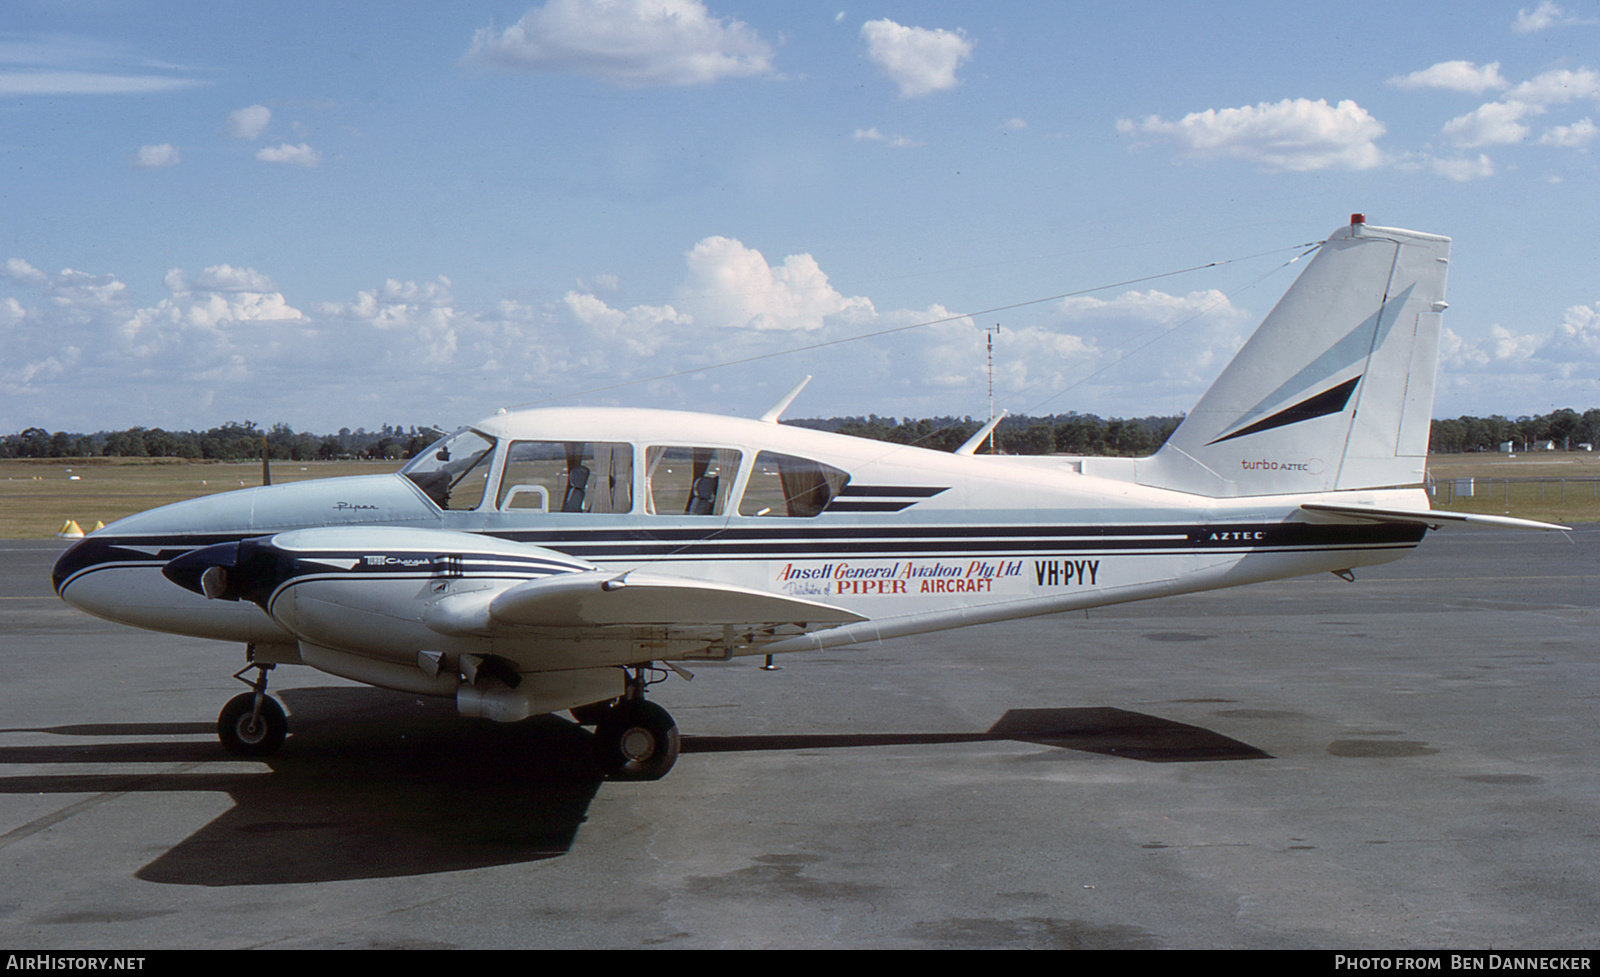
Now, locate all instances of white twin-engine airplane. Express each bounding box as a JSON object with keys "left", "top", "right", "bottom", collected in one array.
[{"left": 52, "top": 216, "right": 1563, "bottom": 780}]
